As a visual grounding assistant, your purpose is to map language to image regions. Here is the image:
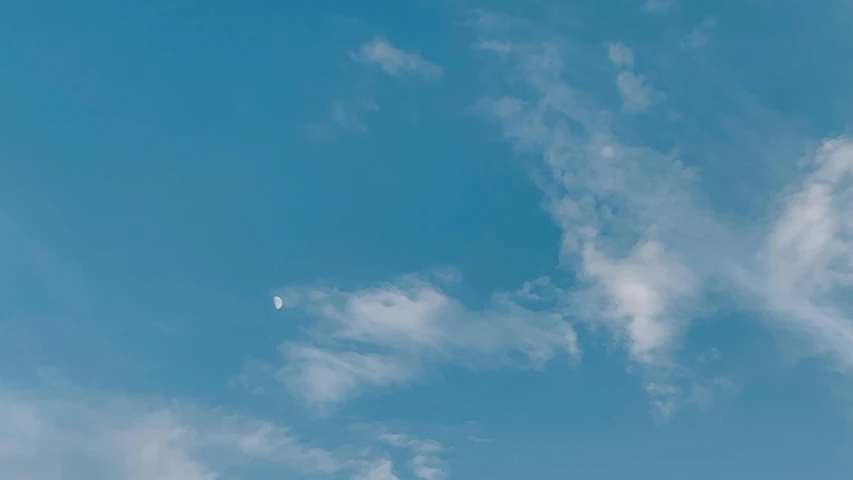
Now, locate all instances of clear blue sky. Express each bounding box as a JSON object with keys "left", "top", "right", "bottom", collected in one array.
[{"left": 2, "top": 0, "right": 853, "bottom": 479}]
